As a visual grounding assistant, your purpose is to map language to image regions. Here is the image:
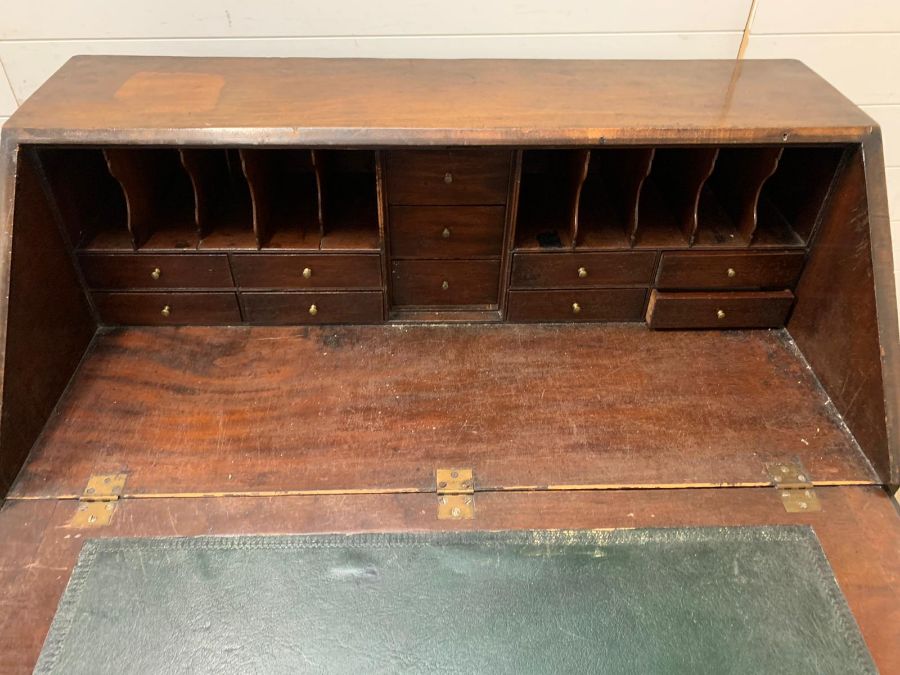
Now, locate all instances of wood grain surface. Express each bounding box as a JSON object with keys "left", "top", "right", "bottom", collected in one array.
[
  {"left": 8, "top": 324, "right": 875, "bottom": 498},
  {"left": 5, "top": 58, "right": 876, "bottom": 145}
]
